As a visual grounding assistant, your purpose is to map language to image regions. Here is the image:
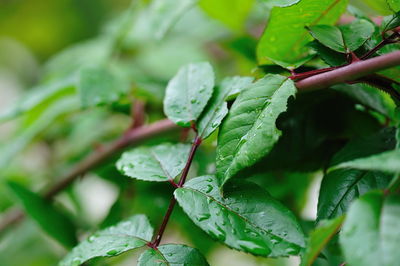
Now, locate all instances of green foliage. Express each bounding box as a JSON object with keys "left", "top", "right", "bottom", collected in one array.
[{"left": 174, "top": 175, "right": 305, "bottom": 257}]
